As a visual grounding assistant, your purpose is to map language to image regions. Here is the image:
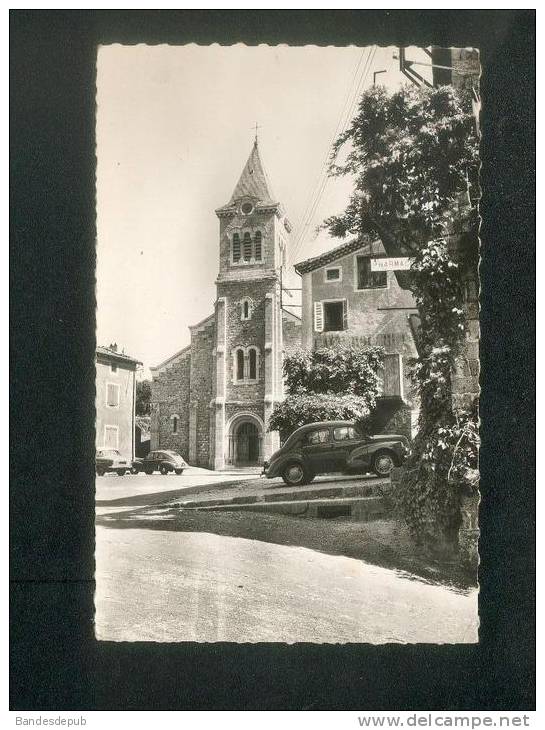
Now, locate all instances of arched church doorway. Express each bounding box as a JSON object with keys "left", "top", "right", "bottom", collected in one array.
[{"left": 227, "top": 416, "right": 263, "bottom": 466}]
